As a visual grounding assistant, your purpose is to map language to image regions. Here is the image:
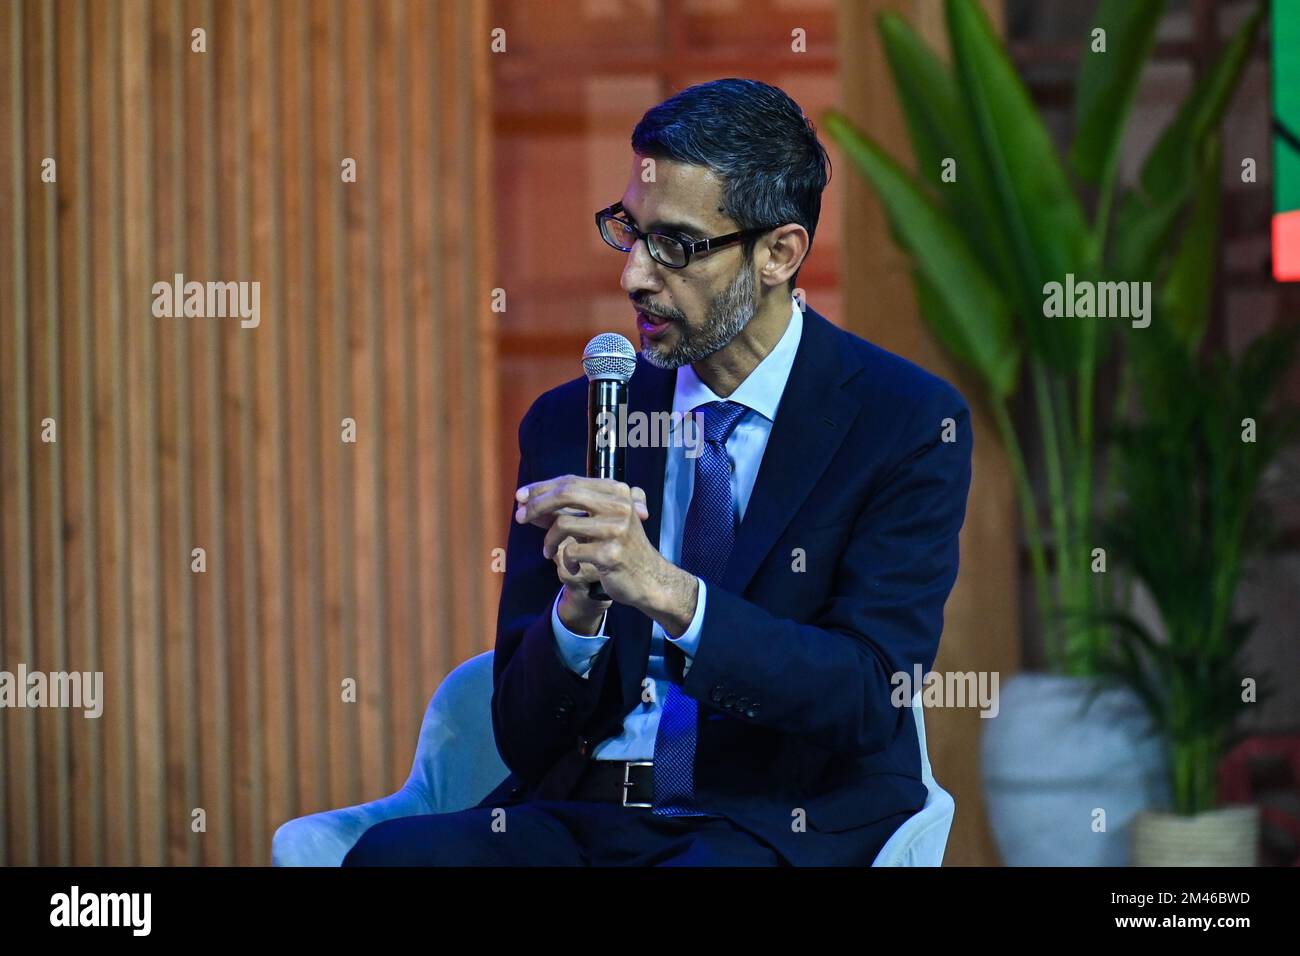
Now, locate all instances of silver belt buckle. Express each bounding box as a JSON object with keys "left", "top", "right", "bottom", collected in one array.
[{"left": 622, "top": 760, "right": 654, "bottom": 808}]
